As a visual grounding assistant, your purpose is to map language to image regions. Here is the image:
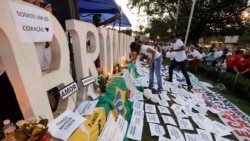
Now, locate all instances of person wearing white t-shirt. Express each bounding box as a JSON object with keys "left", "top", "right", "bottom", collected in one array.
[
  {"left": 187, "top": 45, "right": 202, "bottom": 73},
  {"left": 213, "top": 47, "right": 223, "bottom": 66},
  {"left": 168, "top": 34, "right": 193, "bottom": 91},
  {"left": 130, "top": 42, "right": 163, "bottom": 93}
]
